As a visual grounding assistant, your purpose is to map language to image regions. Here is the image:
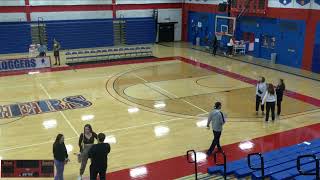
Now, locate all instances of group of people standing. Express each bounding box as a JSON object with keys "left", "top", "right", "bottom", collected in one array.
[
  {"left": 256, "top": 77, "right": 286, "bottom": 122},
  {"left": 53, "top": 124, "right": 111, "bottom": 180},
  {"left": 206, "top": 77, "right": 286, "bottom": 156},
  {"left": 37, "top": 38, "right": 61, "bottom": 66},
  {"left": 211, "top": 35, "right": 236, "bottom": 57}
]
